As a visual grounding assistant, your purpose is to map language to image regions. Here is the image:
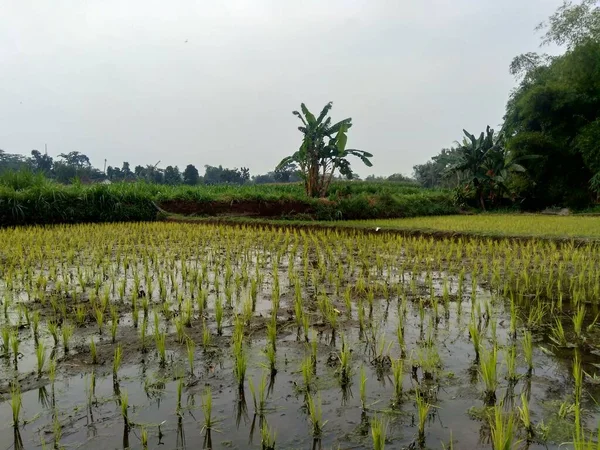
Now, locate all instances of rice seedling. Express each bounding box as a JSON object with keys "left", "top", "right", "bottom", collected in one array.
[
  {"left": 36, "top": 341, "right": 47, "bottom": 378},
  {"left": 174, "top": 316, "right": 185, "bottom": 344},
  {"left": 522, "top": 331, "right": 533, "bottom": 375},
  {"left": 202, "top": 320, "right": 212, "bottom": 351},
  {"left": 504, "top": 344, "right": 518, "bottom": 383},
  {"left": 468, "top": 320, "right": 481, "bottom": 363},
  {"left": 215, "top": 296, "right": 224, "bottom": 336},
  {"left": 32, "top": 310, "right": 40, "bottom": 343},
  {"left": 141, "top": 427, "right": 148, "bottom": 449},
  {"left": 518, "top": 393, "right": 534, "bottom": 441},
  {"left": 48, "top": 320, "right": 59, "bottom": 347},
  {"left": 156, "top": 330, "right": 167, "bottom": 368},
  {"left": 110, "top": 307, "right": 118, "bottom": 343},
  {"left": 479, "top": 345, "right": 498, "bottom": 405},
  {"left": 11, "top": 329, "right": 19, "bottom": 369},
  {"left": 550, "top": 318, "right": 568, "bottom": 347},
  {"left": 392, "top": 358, "right": 403, "bottom": 406},
  {"left": 261, "top": 421, "right": 276, "bottom": 450},
  {"left": 113, "top": 344, "right": 122, "bottom": 381},
  {"left": 301, "top": 356, "right": 315, "bottom": 394},
  {"left": 120, "top": 389, "right": 130, "bottom": 429},
  {"left": 371, "top": 415, "right": 387, "bottom": 450},
  {"left": 201, "top": 387, "right": 217, "bottom": 432},
  {"left": 10, "top": 382, "right": 21, "bottom": 427},
  {"left": 573, "top": 304, "right": 586, "bottom": 343},
  {"left": 337, "top": 335, "right": 352, "bottom": 387},
  {"left": 75, "top": 304, "right": 86, "bottom": 327},
  {"left": 249, "top": 372, "right": 268, "bottom": 416},
  {"left": 306, "top": 393, "right": 327, "bottom": 437},
  {"left": 489, "top": 405, "right": 515, "bottom": 450},
  {"left": 61, "top": 322, "right": 74, "bottom": 353},
  {"left": 95, "top": 305, "right": 105, "bottom": 335},
  {"left": 360, "top": 365, "right": 368, "bottom": 410},
  {"left": 1, "top": 326, "right": 10, "bottom": 356},
  {"left": 186, "top": 337, "right": 195, "bottom": 375},
  {"left": 89, "top": 338, "right": 98, "bottom": 365},
  {"left": 415, "top": 391, "right": 431, "bottom": 442}
]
